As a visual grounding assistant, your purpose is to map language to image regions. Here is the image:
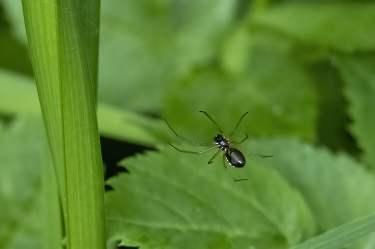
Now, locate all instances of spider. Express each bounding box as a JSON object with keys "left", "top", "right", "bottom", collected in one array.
[{"left": 165, "top": 111, "right": 272, "bottom": 182}]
